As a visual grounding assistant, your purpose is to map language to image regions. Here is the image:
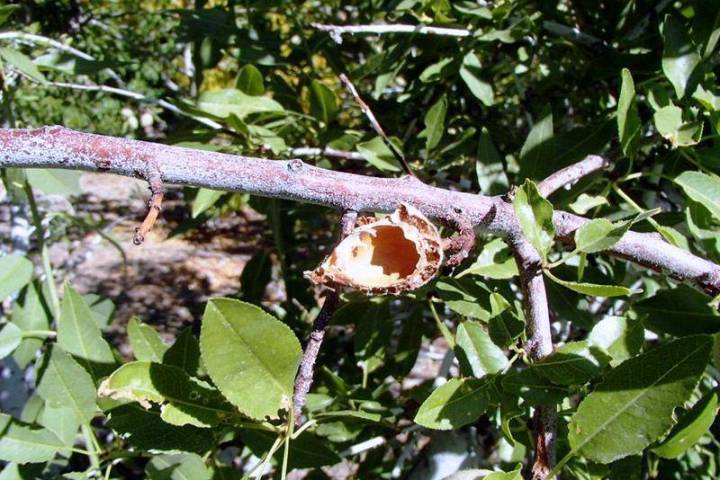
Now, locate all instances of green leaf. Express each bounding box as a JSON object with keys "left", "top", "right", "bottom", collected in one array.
[
  {"left": 163, "top": 328, "right": 200, "bottom": 376},
  {"left": 239, "top": 252, "right": 272, "bottom": 305},
  {"left": 545, "top": 270, "right": 631, "bottom": 297},
  {"left": 488, "top": 309, "right": 525, "bottom": 349},
  {"left": 653, "top": 105, "right": 703, "bottom": 147},
  {"left": 617, "top": 69, "right": 641, "bottom": 159},
  {"left": 445, "top": 467, "right": 522, "bottom": 480},
  {"left": 419, "top": 57, "right": 454, "bottom": 83},
  {"left": 458, "top": 238, "right": 518, "bottom": 279},
  {"left": 0, "top": 48, "right": 45, "bottom": 83},
  {"left": 501, "top": 368, "right": 569, "bottom": 405},
  {"left": 436, "top": 278, "right": 492, "bottom": 321},
  {"left": 0, "top": 5, "right": 19, "bottom": 26},
  {"left": 653, "top": 390, "right": 718, "bottom": 458},
  {"left": 532, "top": 341, "right": 607, "bottom": 385},
  {"left": 128, "top": 318, "right": 169, "bottom": 363},
  {"left": 414, "top": 378, "right": 491, "bottom": 430},
  {"left": 356, "top": 136, "right": 403, "bottom": 172},
  {"left": 354, "top": 300, "right": 392, "bottom": 375},
  {"left": 107, "top": 404, "right": 213, "bottom": 454},
  {"left": 476, "top": 128, "right": 508, "bottom": 195},
  {"left": 423, "top": 95, "right": 447, "bottom": 151},
  {"left": 0, "top": 414, "right": 67, "bottom": 464},
  {"left": 455, "top": 321, "right": 508, "bottom": 378},
  {"left": 692, "top": 0, "right": 720, "bottom": 58},
  {"left": 587, "top": 316, "right": 644, "bottom": 365},
  {"left": 634, "top": 285, "right": 720, "bottom": 336},
  {"left": 675, "top": 171, "right": 720, "bottom": 222},
  {"left": 0, "top": 323, "right": 22, "bottom": 360},
  {"left": 146, "top": 453, "right": 212, "bottom": 480},
  {"left": 662, "top": 15, "right": 701, "bottom": 99},
  {"left": 12, "top": 283, "right": 51, "bottom": 368},
  {"left": 191, "top": 188, "right": 224, "bottom": 218},
  {"left": 196, "top": 89, "right": 284, "bottom": 119},
  {"left": 459, "top": 52, "right": 494, "bottom": 106},
  {"left": 36, "top": 347, "right": 97, "bottom": 424},
  {"left": 38, "top": 404, "right": 79, "bottom": 447},
  {"left": 0, "top": 254, "right": 33, "bottom": 301},
  {"left": 512, "top": 180, "right": 555, "bottom": 262},
  {"left": 518, "top": 108, "right": 553, "bottom": 180},
  {"left": 99, "top": 362, "right": 232, "bottom": 428},
  {"left": 569, "top": 193, "right": 608, "bottom": 215},
  {"left": 199, "top": 298, "right": 302, "bottom": 420},
  {"left": 34, "top": 52, "right": 117, "bottom": 76},
  {"left": 57, "top": 283, "right": 115, "bottom": 381},
  {"left": 25, "top": 169, "right": 80, "bottom": 197},
  {"left": 235, "top": 64, "right": 264, "bottom": 95},
  {"left": 574, "top": 210, "right": 657, "bottom": 254},
  {"left": 240, "top": 430, "right": 341, "bottom": 469},
  {"left": 568, "top": 335, "right": 712, "bottom": 463},
  {"left": 309, "top": 79, "right": 339, "bottom": 124}
]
